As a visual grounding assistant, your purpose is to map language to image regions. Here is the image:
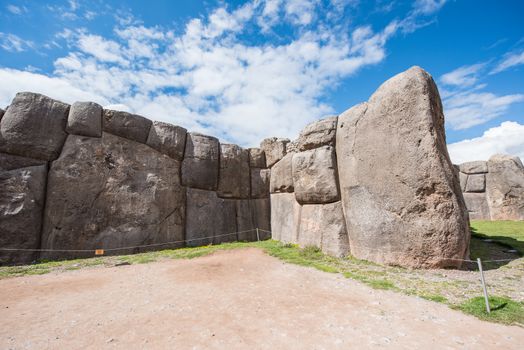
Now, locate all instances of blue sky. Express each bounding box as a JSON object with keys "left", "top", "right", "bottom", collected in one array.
[{"left": 0, "top": 0, "right": 523, "bottom": 163}]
